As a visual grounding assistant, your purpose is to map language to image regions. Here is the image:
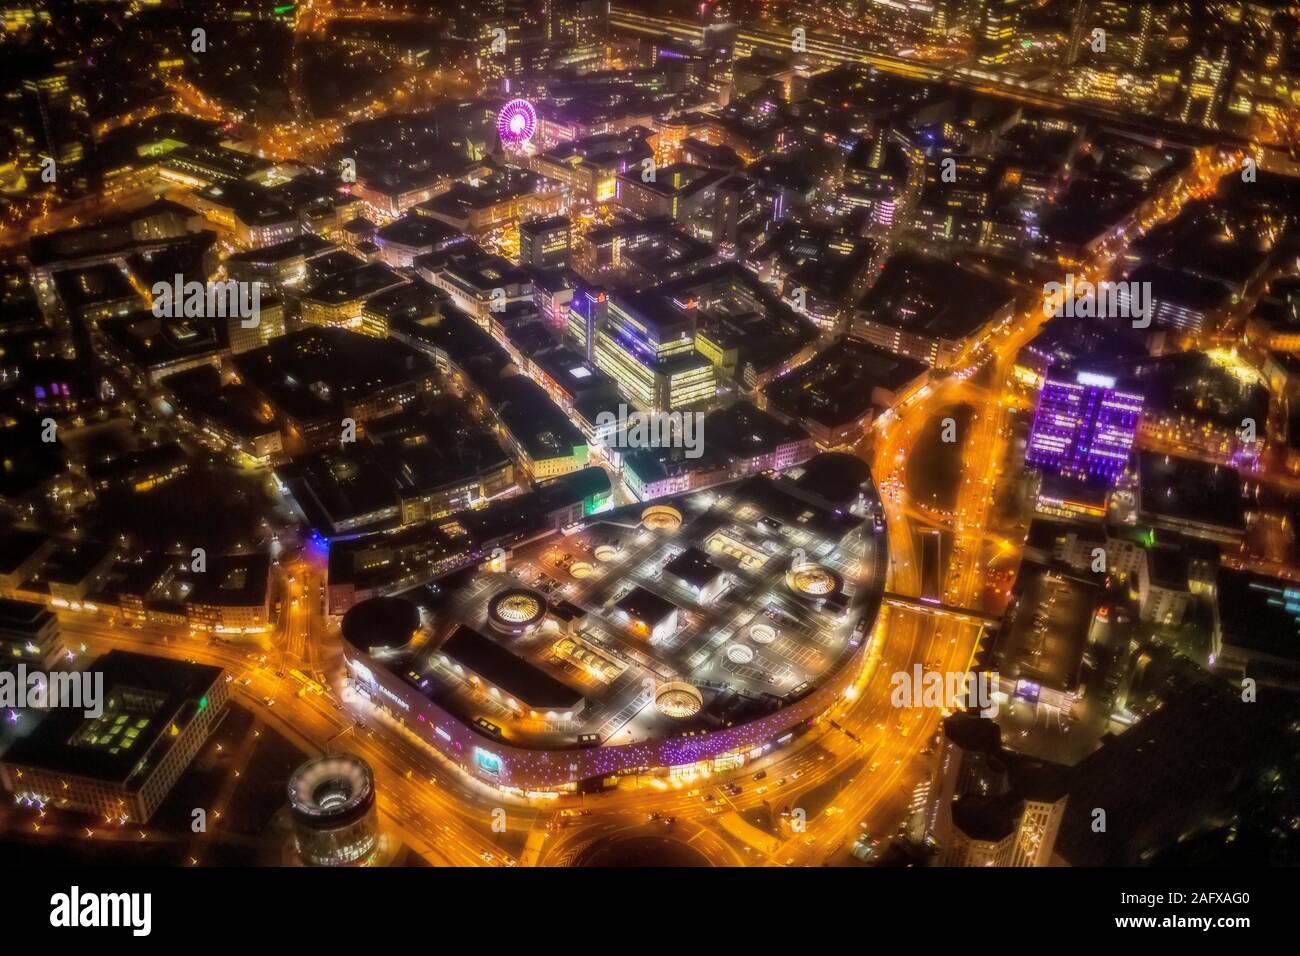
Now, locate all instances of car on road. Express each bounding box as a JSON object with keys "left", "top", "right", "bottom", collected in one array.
[
  {"left": 752, "top": 770, "right": 767, "bottom": 781},
  {"left": 851, "top": 835, "right": 881, "bottom": 863},
  {"left": 262, "top": 697, "right": 276, "bottom": 707}
]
